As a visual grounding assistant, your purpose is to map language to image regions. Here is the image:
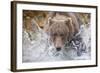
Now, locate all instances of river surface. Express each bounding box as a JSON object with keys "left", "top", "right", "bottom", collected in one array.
[{"left": 22, "top": 25, "right": 91, "bottom": 62}]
